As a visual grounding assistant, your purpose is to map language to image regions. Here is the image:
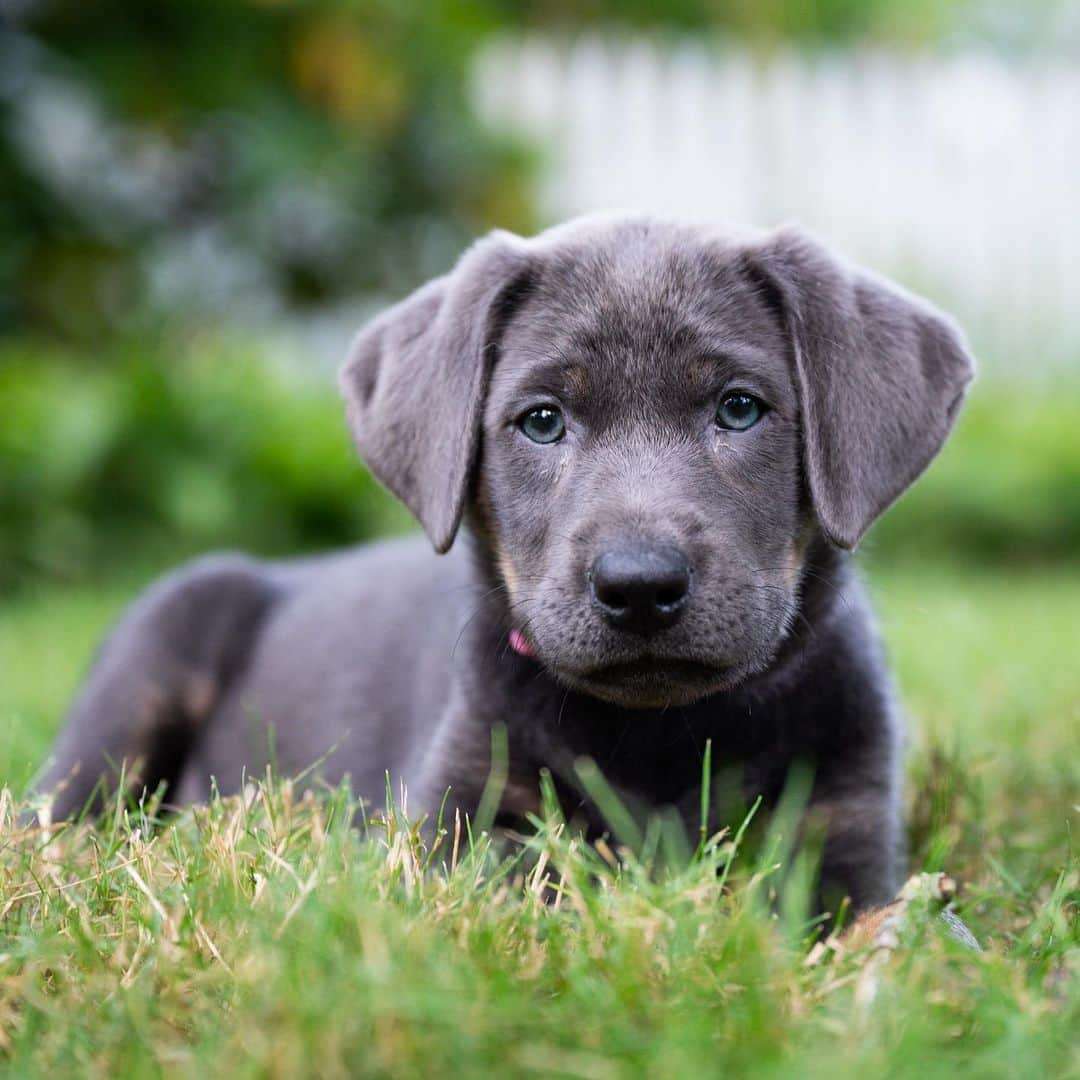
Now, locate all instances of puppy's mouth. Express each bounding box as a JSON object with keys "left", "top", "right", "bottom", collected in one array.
[
  {"left": 509, "top": 629, "right": 744, "bottom": 706},
  {"left": 575, "top": 656, "right": 735, "bottom": 707},
  {"left": 585, "top": 657, "right": 721, "bottom": 686}
]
